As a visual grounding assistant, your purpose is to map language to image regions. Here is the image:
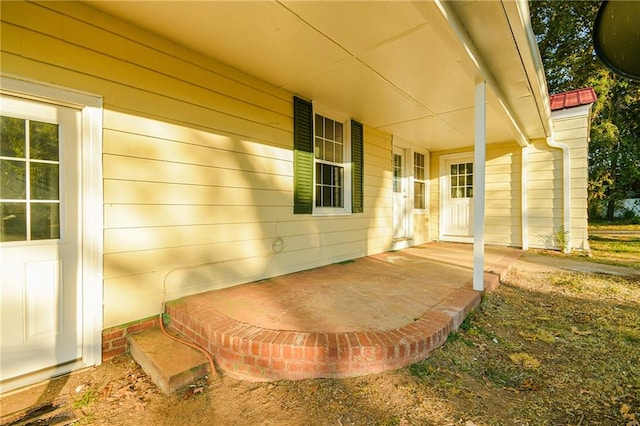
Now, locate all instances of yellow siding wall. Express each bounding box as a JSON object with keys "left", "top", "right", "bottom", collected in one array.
[
  {"left": 429, "top": 143, "right": 522, "bottom": 247},
  {"left": 1, "top": 1, "right": 393, "bottom": 327},
  {"left": 550, "top": 111, "right": 591, "bottom": 251},
  {"left": 526, "top": 139, "right": 563, "bottom": 249}
]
